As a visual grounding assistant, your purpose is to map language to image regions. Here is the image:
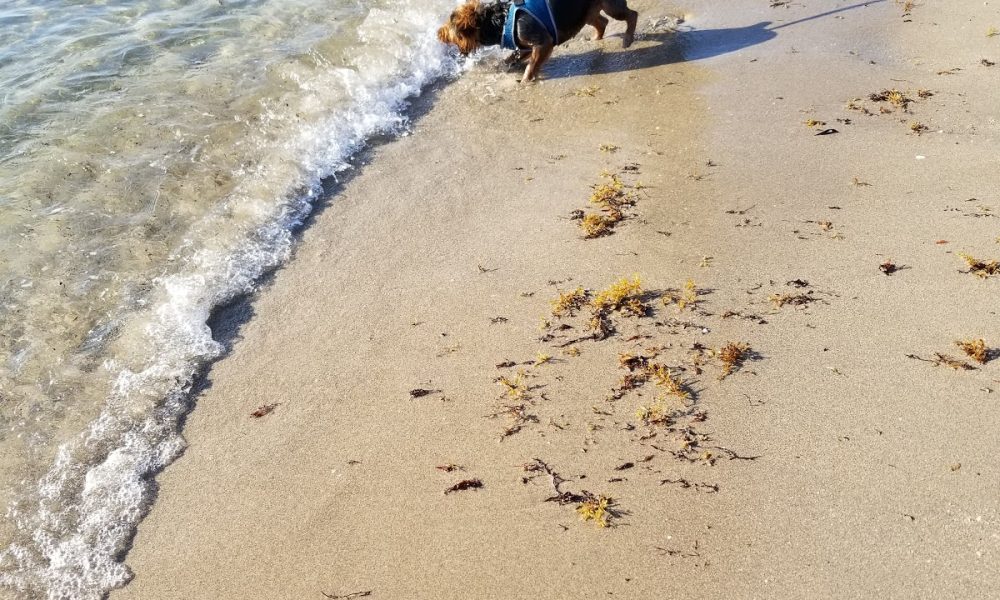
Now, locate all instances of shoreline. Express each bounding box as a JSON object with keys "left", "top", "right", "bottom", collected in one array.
[
  {"left": 113, "top": 1, "right": 1000, "bottom": 598},
  {"left": 0, "top": 4, "right": 465, "bottom": 597}
]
